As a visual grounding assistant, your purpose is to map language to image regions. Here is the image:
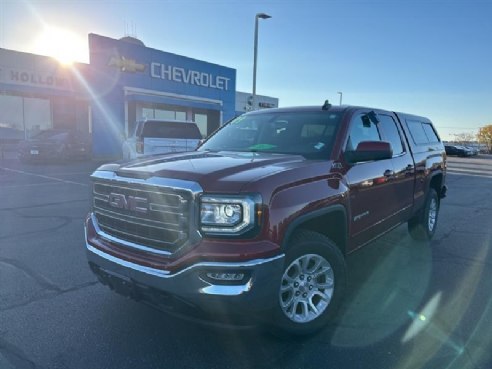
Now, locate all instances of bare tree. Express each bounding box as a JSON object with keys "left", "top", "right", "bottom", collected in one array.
[{"left": 452, "top": 132, "right": 476, "bottom": 145}]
